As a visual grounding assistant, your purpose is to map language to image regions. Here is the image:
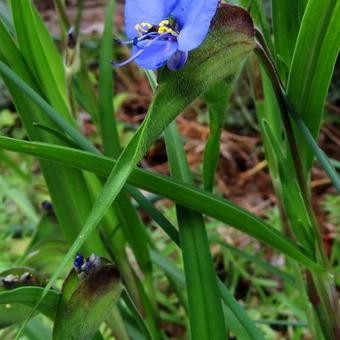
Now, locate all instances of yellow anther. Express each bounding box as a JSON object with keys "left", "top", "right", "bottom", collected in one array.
[
  {"left": 158, "top": 26, "right": 168, "bottom": 34},
  {"left": 158, "top": 26, "right": 178, "bottom": 36},
  {"left": 159, "top": 20, "right": 170, "bottom": 26},
  {"left": 134, "top": 20, "right": 178, "bottom": 37},
  {"left": 134, "top": 22, "right": 153, "bottom": 34},
  {"left": 141, "top": 22, "right": 153, "bottom": 28}
]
